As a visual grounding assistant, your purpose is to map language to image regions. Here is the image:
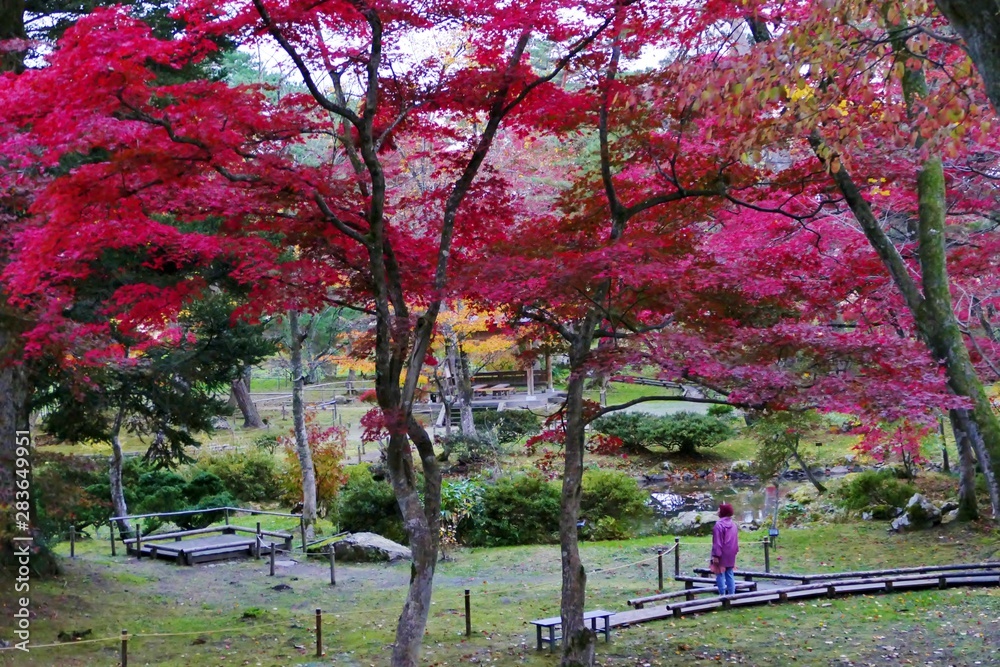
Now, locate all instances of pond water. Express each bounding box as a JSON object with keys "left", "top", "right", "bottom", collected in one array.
[{"left": 645, "top": 480, "right": 777, "bottom": 523}]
